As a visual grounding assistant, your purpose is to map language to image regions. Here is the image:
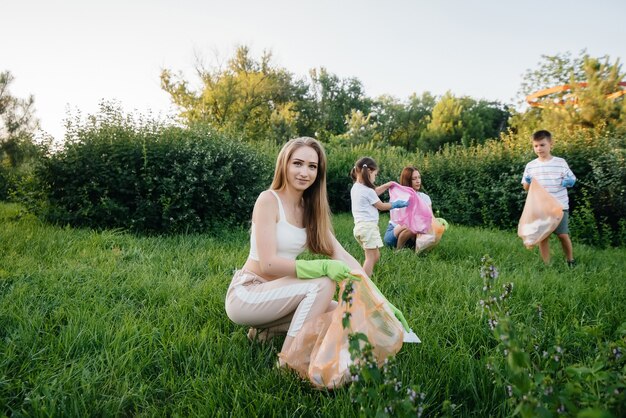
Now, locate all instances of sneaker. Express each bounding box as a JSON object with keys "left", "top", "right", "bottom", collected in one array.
[
  {"left": 566, "top": 259, "right": 576, "bottom": 268},
  {"left": 247, "top": 327, "right": 280, "bottom": 343},
  {"left": 247, "top": 327, "right": 268, "bottom": 342},
  {"left": 275, "top": 358, "right": 287, "bottom": 370}
]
